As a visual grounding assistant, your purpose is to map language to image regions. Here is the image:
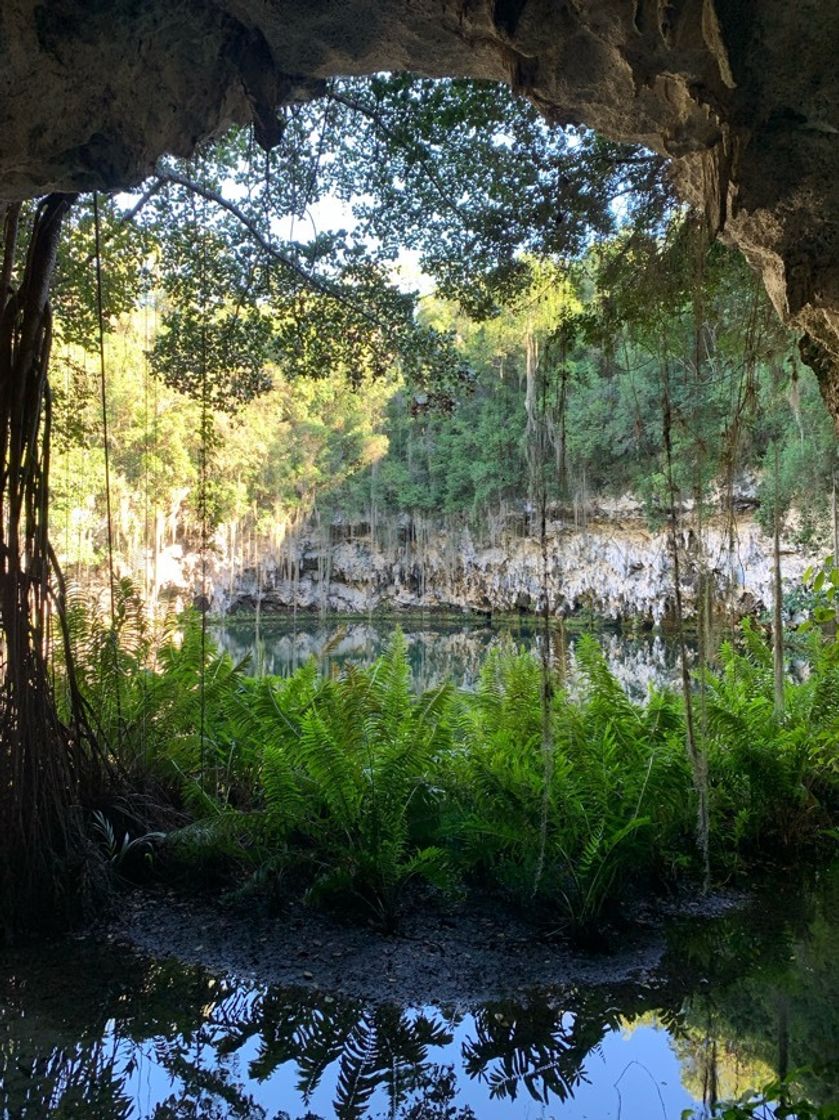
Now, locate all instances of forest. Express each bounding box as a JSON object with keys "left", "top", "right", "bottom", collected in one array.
[
  {"left": 50, "top": 211, "right": 837, "bottom": 582},
  {"left": 0, "top": 71, "right": 838, "bottom": 1120}
]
